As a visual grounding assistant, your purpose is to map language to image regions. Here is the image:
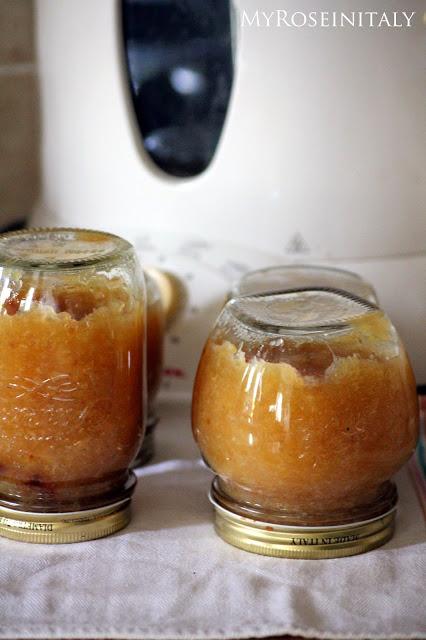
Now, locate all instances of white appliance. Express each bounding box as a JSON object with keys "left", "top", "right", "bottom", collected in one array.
[{"left": 33, "top": 0, "right": 426, "bottom": 392}]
